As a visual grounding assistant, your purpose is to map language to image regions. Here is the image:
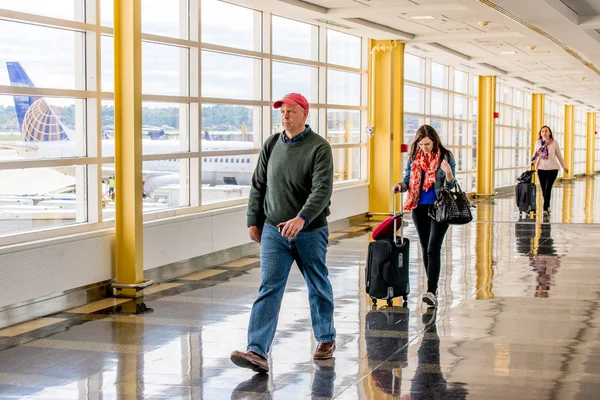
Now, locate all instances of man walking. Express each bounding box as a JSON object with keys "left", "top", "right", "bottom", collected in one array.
[{"left": 230, "top": 93, "right": 336, "bottom": 374}]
